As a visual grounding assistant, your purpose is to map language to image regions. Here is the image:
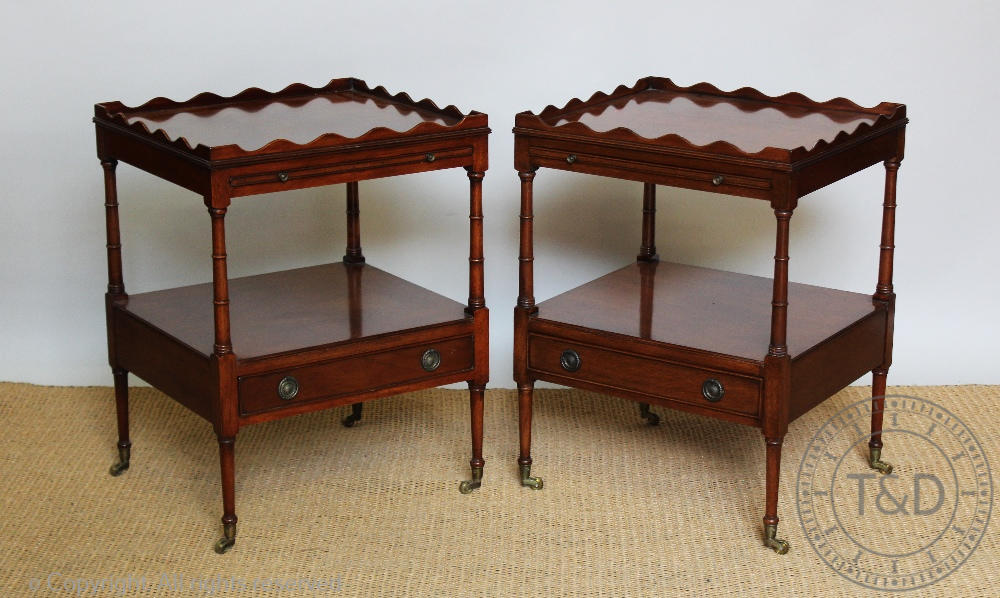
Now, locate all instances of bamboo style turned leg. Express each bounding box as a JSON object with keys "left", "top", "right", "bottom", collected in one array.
[
  {"left": 108, "top": 368, "right": 131, "bottom": 476},
  {"left": 341, "top": 403, "right": 363, "bottom": 427},
  {"left": 636, "top": 185, "right": 660, "bottom": 428},
  {"left": 102, "top": 158, "right": 131, "bottom": 477},
  {"left": 341, "top": 183, "right": 365, "bottom": 431},
  {"left": 514, "top": 170, "right": 542, "bottom": 491},
  {"left": 208, "top": 204, "right": 238, "bottom": 554},
  {"left": 460, "top": 167, "right": 488, "bottom": 494},
  {"left": 460, "top": 384, "right": 486, "bottom": 494},
  {"left": 761, "top": 207, "right": 792, "bottom": 554},
  {"left": 869, "top": 158, "right": 900, "bottom": 476},
  {"left": 869, "top": 370, "right": 894, "bottom": 475},
  {"left": 763, "top": 436, "right": 789, "bottom": 554},
  {"left": 518, "top": 383, "right": 542, "bottom": 489},
  {"left": 214, "top": 436, "right": 237, "bottom": 554}
]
